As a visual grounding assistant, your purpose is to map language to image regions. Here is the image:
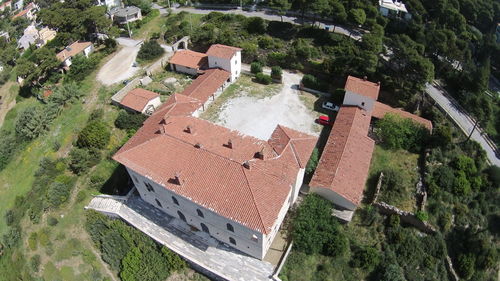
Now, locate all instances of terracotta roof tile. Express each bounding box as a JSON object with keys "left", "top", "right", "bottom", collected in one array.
[
  {"left": 120, "top": 88, "right": 159, "bottom": 112},
  {"left": 181, "top": 68, "right": 230, "bottom": 104},
  {"left": 345, "top": 75, "right": 380, "bottom": 100},
  {"left": 372, "top": 101, "right": 433, "bottom": 131},
  {"left": 206, "top": 44, "right": 242, "bottom": 59},
  {"left": 169, "top": 50, "right": 208, "bottom": 69},
  {"left": 56, "top": 41, "right": 92, "bottom": 61},
  {"left": 310, "top": 106, "right": 374, "bottom": 206}
]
